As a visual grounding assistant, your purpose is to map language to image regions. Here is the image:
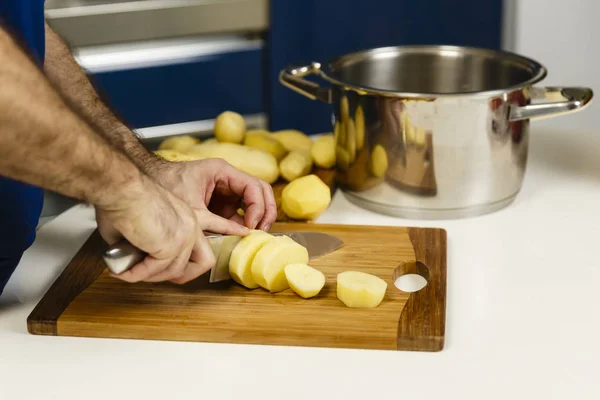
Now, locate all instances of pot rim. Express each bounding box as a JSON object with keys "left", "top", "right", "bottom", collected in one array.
[{"left": 319, "top": 44, "right": 548, "bottom": 98}]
